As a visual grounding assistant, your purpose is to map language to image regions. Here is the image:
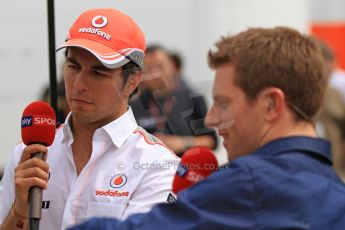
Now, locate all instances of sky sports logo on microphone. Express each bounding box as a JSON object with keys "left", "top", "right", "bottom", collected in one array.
[
  {"left": 176, "top": 163, "right": 188, "bottom": 177},
  {"left": 21, "top": 115, "right": 56, "bottom": 128}
]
